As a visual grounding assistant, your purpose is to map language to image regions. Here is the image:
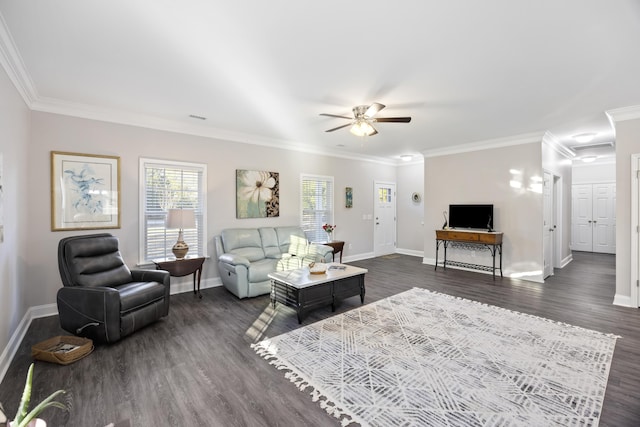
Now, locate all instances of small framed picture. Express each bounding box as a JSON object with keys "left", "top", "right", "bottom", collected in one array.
[
  {"left": 345, "top": 187, "right": 353, "bottom": 208},
  {"left": 51, "top": 151, "right": 121, "bottom": 231}
]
